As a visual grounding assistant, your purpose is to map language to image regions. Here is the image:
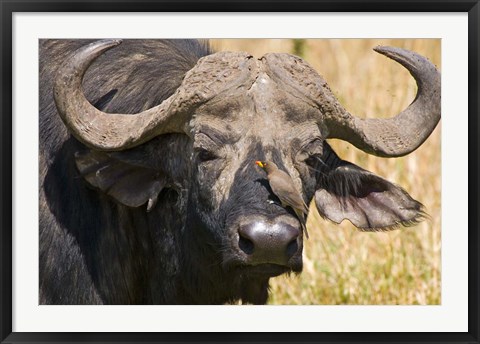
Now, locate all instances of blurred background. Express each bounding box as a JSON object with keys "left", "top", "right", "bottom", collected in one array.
[{"left": 211, "top": 39, "right": 441, "bottom": 305}]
